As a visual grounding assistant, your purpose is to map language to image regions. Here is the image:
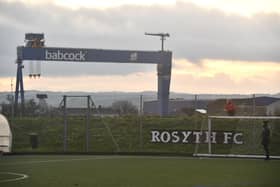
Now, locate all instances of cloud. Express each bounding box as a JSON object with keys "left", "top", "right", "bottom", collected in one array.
[
  {"left": 171, "top": 59, "right": 280, "bottom": 94},
  {"left": 181, "top": 0, "right": 280, "bottom": 17},
  {"left": 1, "top": 59, "right": 279, "bottom": 94},
  {"left": 0, "top": 0, "right": 279, "bottom": 79}
]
